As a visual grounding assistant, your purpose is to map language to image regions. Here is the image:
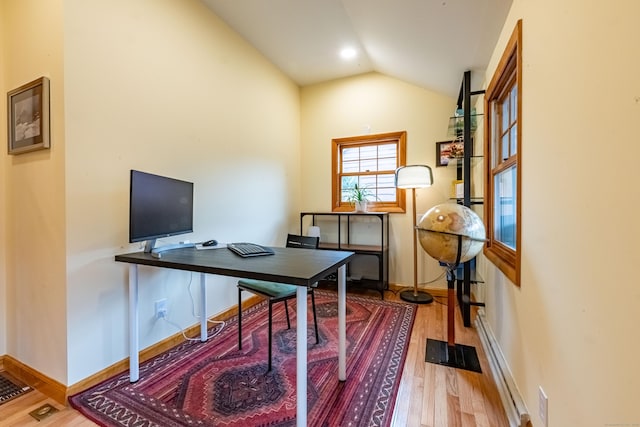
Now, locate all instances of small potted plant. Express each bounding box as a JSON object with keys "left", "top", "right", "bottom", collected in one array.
[{"left": 346, "top": 183, "right": 373, "bottom": 212}]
